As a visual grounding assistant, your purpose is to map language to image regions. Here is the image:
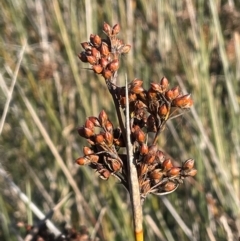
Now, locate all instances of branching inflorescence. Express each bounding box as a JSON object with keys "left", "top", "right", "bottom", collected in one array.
[{"left": 76, "top": 22, "right": 197, "bottom": 202}]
